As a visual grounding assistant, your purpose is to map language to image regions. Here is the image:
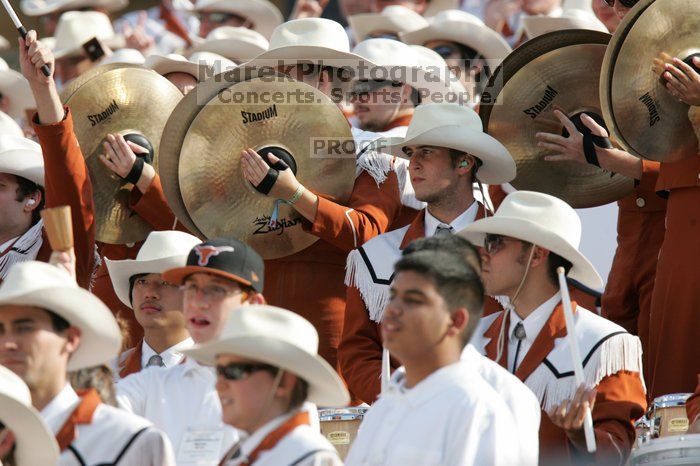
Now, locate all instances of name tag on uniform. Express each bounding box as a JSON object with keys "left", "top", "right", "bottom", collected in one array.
[{"left": 177, "top": 429, "right": 224, "bottom": 465}]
